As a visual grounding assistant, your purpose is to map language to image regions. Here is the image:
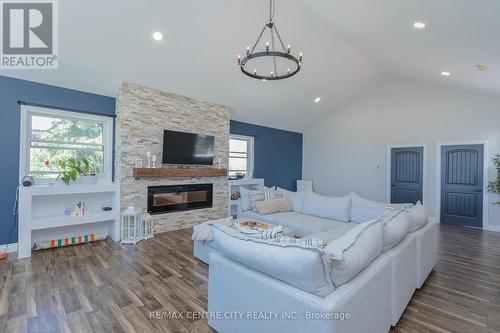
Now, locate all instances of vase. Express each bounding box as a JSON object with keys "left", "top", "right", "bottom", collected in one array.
[{"left": 79, "top": 175, "right": 98, "bottom": 185}]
